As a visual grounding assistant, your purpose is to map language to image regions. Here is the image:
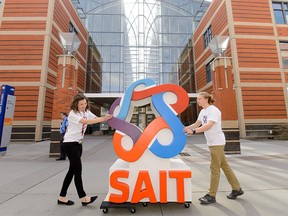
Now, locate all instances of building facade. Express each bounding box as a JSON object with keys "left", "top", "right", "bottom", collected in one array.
[
  {"left": 0, "top": 0, "right": 210, "bottom": 143},
  {"left": 1, "top": 0, "right": 287, "bottom": 143},
  {"left": 73, "top": 0, "right": 210, "bottom": 132},
  {"left": 0, "top": 0, "right": 91, "bottom": 142},
  {"left": 192, "top": 0, "right": 288, "bottom": 138}
]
